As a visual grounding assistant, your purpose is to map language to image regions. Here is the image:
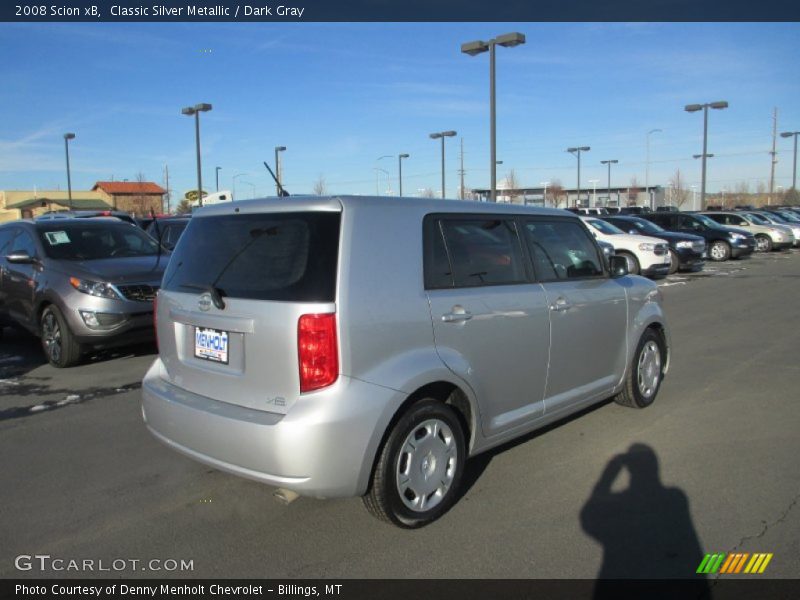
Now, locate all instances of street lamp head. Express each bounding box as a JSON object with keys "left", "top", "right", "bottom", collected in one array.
[
  {"left": 781, "top": 132, "right": 796, "bottom": 138},
  {"left": 495, "top": 32, "right": 526, "bottom": 47},
  {"left": 275, "top": 146, "right": 287, "bottom": 152},
  {"left": 496, "top": 160, "right": 503, "bottom": 165},
  {"left": 684, "top": 104, "right": 703, "bottom": 113},
  {"left": 461, "top": 40, "right": 489, "bottom": 56},
  {"left": 181, "top": 106, "right": 196, "bottom": 116},
  {"left": 601, "top": 159, "right": 618, "bottom": 165},
  {"left": 648, "top": 128, "right": 663, "bottom": 135},
  {"left": 694, "top": 153, "right": 714, "bottom": 159},
  {"left": 64, "top": 132, "right": 75, "bottom": 140},
  {"left": 442, "top": 131, "right": 457, "bottom": 137},
  {"left": 709, "top": 101, "right": 728, "bottom": 110},
  {"left": 195, "top": 103, "right": 213, "bottom": 112},
  {"left": 399, "top": 153, "right": 410, "bottom": 159},
  {"left": 429, "top": 132, "right": 442, "bottom": 140}
]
